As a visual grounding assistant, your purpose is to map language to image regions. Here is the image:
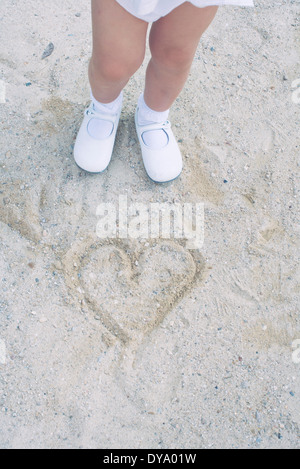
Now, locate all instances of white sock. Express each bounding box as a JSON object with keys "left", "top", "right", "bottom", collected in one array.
[
  {"left": 137, "top": 93, "right": 169, "bottom": 149},
  {"left": 88, "top": 91, "right": 123, "bottom": 140}
]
